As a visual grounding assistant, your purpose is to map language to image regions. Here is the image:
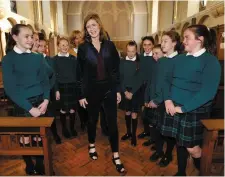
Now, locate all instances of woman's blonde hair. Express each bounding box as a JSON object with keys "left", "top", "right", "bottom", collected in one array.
[
  {"left": 83, "top": 13, "right": 108, "bottom": 42},
  {"left": 70, "top": 30, "right": 82, "bottom": 47}
]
